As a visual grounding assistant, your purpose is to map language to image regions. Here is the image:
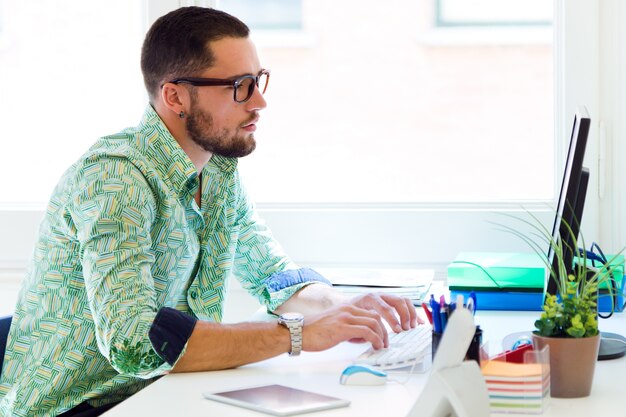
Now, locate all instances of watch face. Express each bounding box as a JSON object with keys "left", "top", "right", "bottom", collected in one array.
[{"left": 281, "top": 312, "right": 303, "bottom": 322}]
